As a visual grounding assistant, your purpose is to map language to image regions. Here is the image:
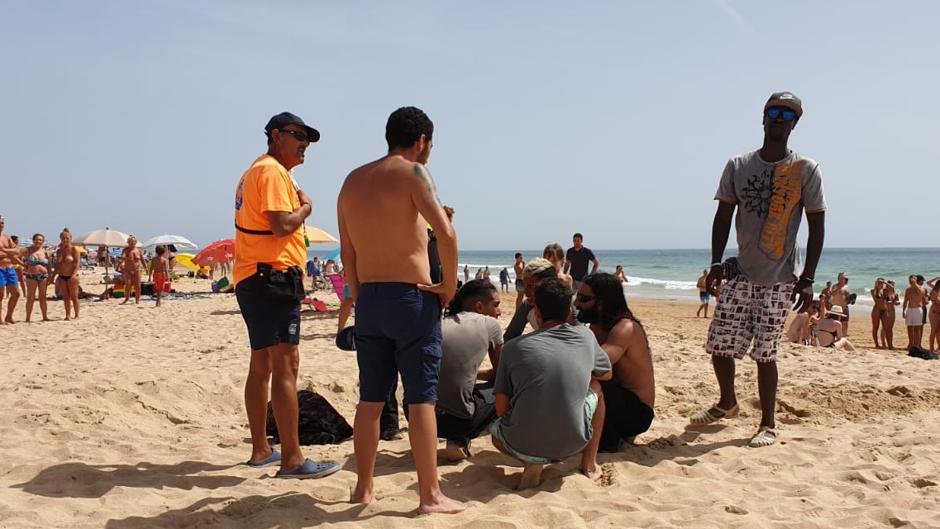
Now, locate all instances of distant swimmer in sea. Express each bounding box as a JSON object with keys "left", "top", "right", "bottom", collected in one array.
[
  {"left": 614, "top": 265, "right": 628, "bottom": 284},
  {"left": 338, "top": 106, "right": 464, "bottom": 514},
  {"left": 696, "top": 269, "right": 710, "bottom": 318},
  {"left": 691, "top": 91, "right": 826, "bottom": 448}
]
